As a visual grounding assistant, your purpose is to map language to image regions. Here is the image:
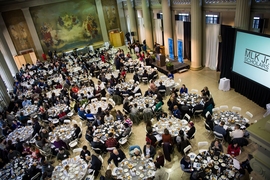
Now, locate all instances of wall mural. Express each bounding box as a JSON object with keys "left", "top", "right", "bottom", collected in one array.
[
  {"left": 101, "top": 0, "right": 121, "bottom": 32},
  {"left": 2, "top": 10, "right": 36, "bottom": 53},
  {"left": 29, "top": 0, "right": 102, "bottom": 53}
]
